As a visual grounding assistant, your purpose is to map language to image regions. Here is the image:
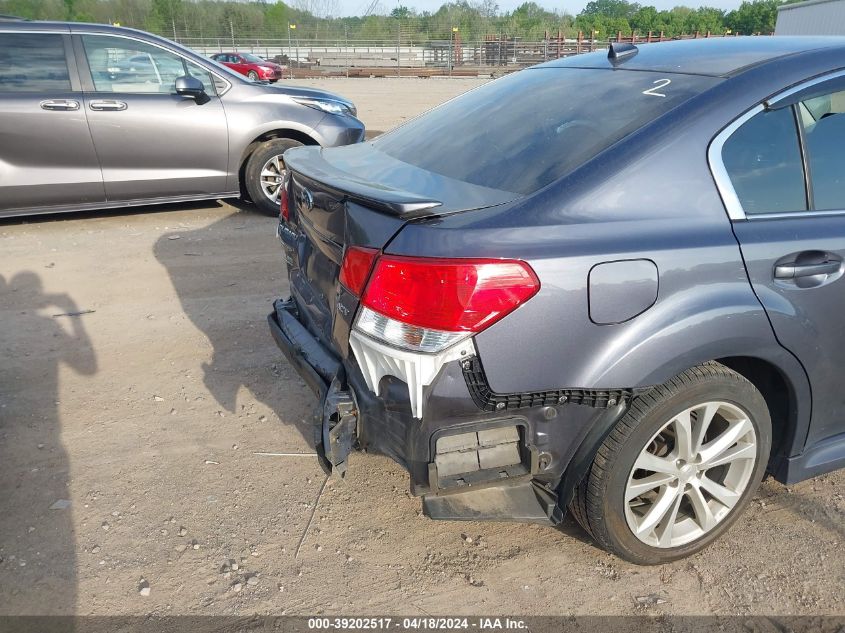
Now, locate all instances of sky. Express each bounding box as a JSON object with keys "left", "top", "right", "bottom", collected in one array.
[{"left": 342, "top": 0, "right": 744, "bottom": 16}]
